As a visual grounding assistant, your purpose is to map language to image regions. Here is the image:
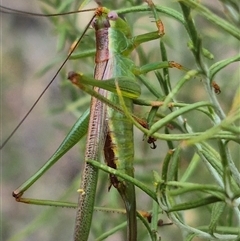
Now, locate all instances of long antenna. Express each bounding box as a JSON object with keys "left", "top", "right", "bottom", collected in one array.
[
  {"left": 0, "top": 5, "right": 96, "bottom": 17},
  {"left": 1, "top": 7, "right": 97, "bottom": 150}
]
